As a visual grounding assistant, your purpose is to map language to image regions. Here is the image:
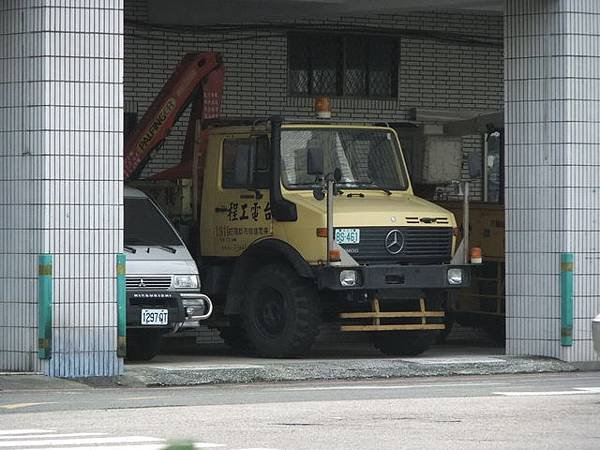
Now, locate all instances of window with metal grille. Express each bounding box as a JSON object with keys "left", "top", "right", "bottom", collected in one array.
[{"left": 288, "top": 33, "right": 398, "bottom": 98}]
